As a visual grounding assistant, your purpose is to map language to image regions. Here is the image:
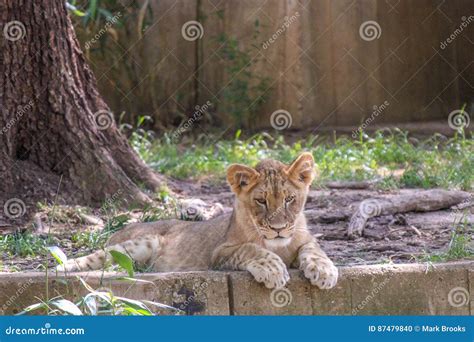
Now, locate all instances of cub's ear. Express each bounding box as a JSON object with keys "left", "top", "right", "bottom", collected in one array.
[
  {"left": 226, "top": 164, "right": 260, "bottom": 194},
  {"left": 285, "top": 152, "right": 315, "bottom": 186}
]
